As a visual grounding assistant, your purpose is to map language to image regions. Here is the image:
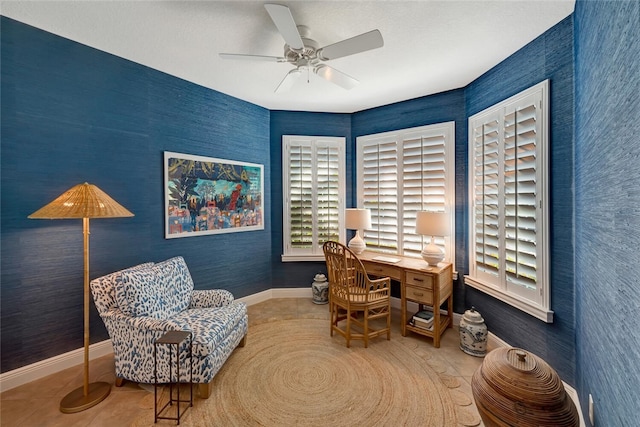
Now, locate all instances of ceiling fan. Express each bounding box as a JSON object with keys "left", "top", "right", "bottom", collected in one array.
[{"left": 219, "top": 3, "right": 384, "bottom": 92}]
